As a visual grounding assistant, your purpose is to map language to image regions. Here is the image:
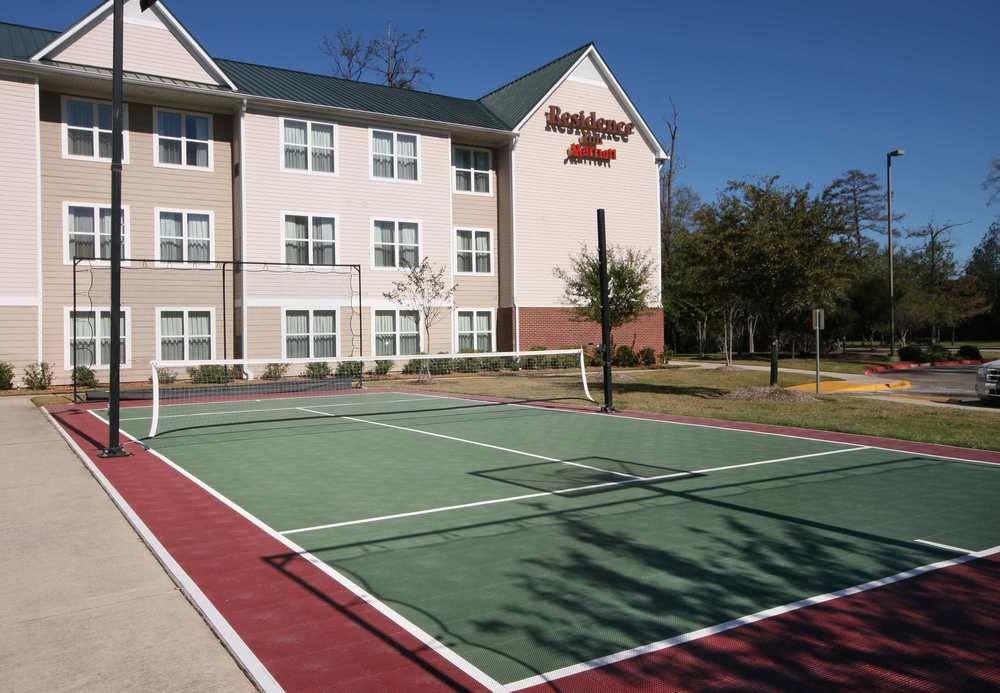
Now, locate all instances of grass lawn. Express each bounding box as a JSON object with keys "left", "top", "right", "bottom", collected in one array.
[{"left": 383, "top": 366, "right": 1000, "bottom": 452}]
